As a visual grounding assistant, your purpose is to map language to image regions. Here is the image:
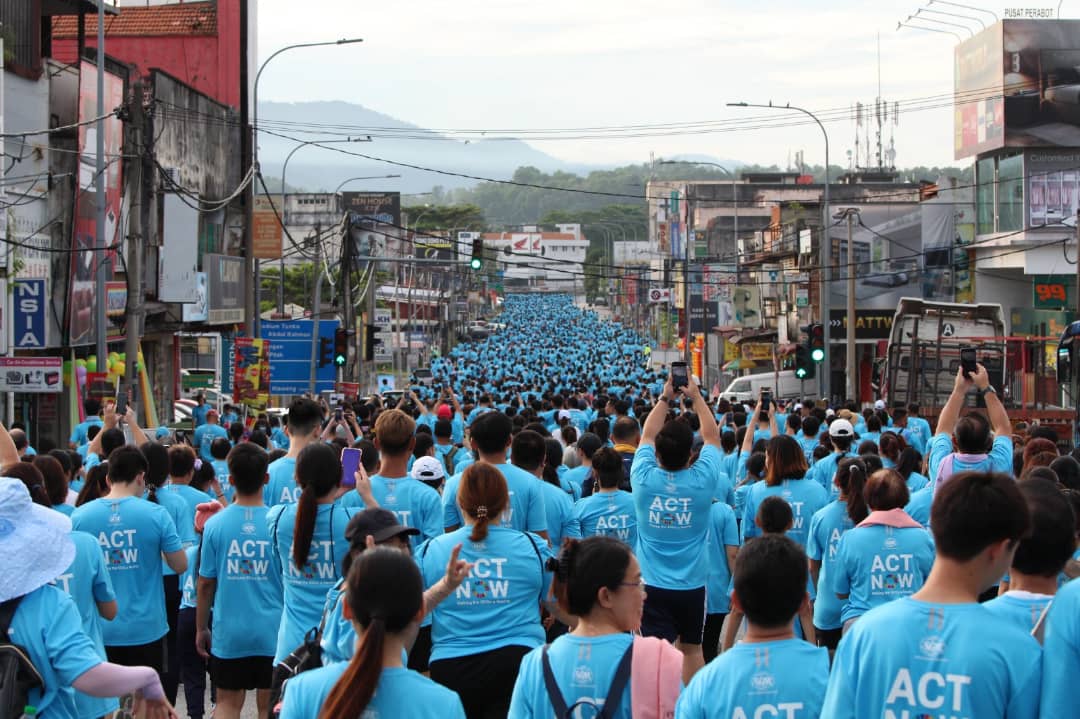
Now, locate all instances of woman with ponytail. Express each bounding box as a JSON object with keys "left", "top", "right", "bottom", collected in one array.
[
  {"left": 895, "top": 446, "right": 930, "bottom": 493},
  {"left": 267, "top": 442, "right": 355, "bottom": 667},
  {"left": 833, "top": 469, "right": 935, "bottom": 632},
  {"left": 279, "top": 547, "right": 466, "bottom": 719},
  {"left": 421, "top": 461, "right": 558, "bottom": 718},
  {"left": 805, "top": 457, "right": 866, "bottom": 653}
]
